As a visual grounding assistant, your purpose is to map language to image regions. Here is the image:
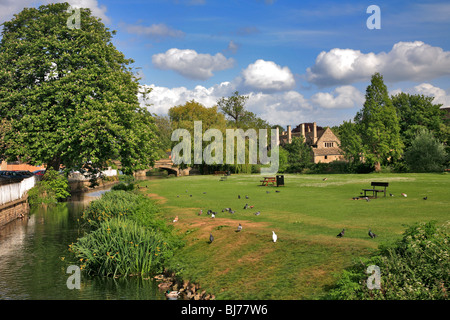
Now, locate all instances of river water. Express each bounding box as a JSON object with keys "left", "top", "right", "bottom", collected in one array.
[{"left": 0, "top": 186, "right": 165, "bottom": 300}]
